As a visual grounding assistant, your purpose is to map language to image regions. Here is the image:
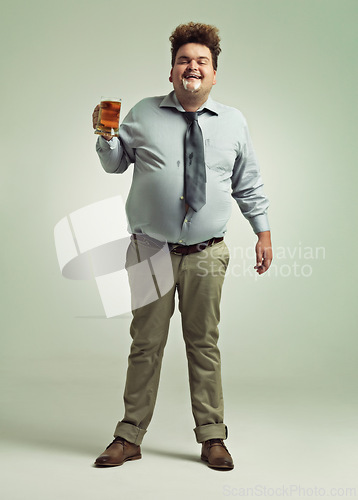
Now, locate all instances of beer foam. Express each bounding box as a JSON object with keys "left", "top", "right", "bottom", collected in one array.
[{"left": 182, "top": 78, "right": 201, "bottom": 92}]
